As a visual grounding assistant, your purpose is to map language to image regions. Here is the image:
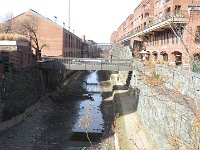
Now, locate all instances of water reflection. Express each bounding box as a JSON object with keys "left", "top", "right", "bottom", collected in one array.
[{"left": 72, "top": 71, "right": 104, "bottom": 133}]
